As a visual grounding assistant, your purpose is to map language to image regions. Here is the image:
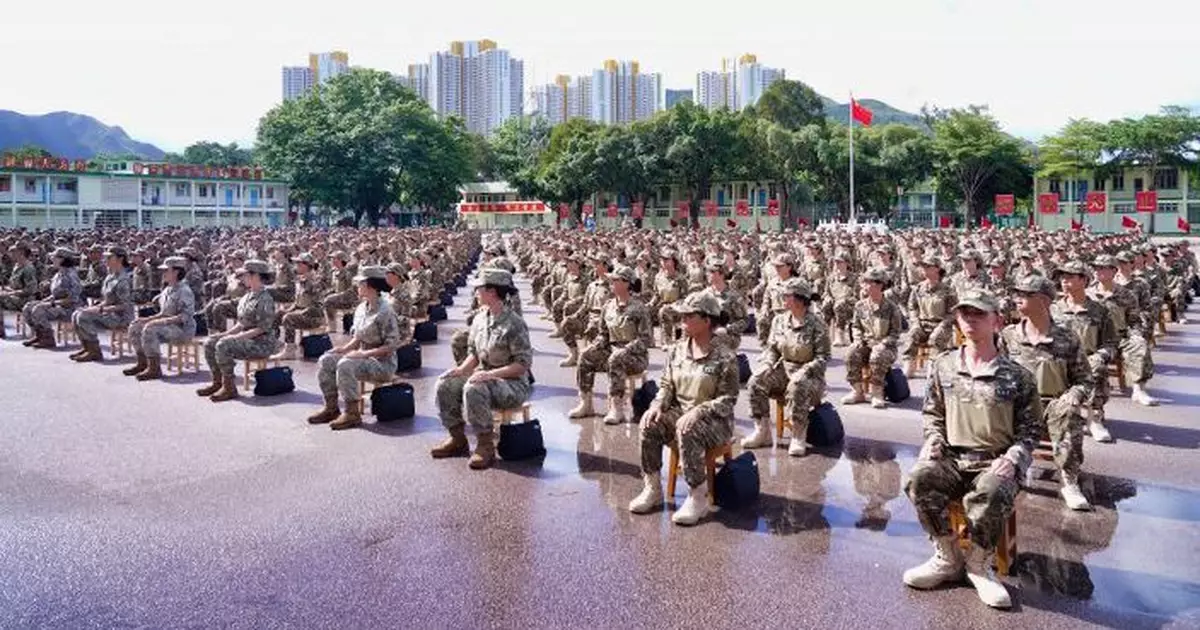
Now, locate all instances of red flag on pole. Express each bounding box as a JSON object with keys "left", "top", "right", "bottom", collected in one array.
[
  {"left": 1178, "top": 216, "right": 1190, "bottom": 233},
  {"left": 1071, "top": 219, "right": 1083, "bottom": 231},
  {"left": 1122, "top": 215, "right": 1138, "bottom": 230},
  {"left": 938, "top": 216, "right": 951, "bottom": 228},
  {"left": 725, "top": 218, "right": 737, "bottom": 229},
  {"left": 851, "top": 99, "right": 873, "bottom": 126},
  {"left": 980, "top": 217, "right": 992, "bottom": 229}
]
